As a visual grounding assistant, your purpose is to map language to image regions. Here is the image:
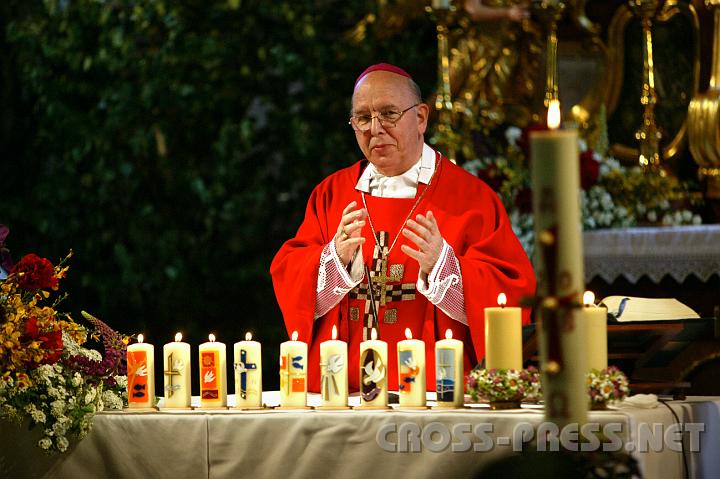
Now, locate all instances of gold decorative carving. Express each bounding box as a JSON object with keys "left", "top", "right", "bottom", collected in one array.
[{"left": 688, "top": 0, "right": 720, "bottom": 198}]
